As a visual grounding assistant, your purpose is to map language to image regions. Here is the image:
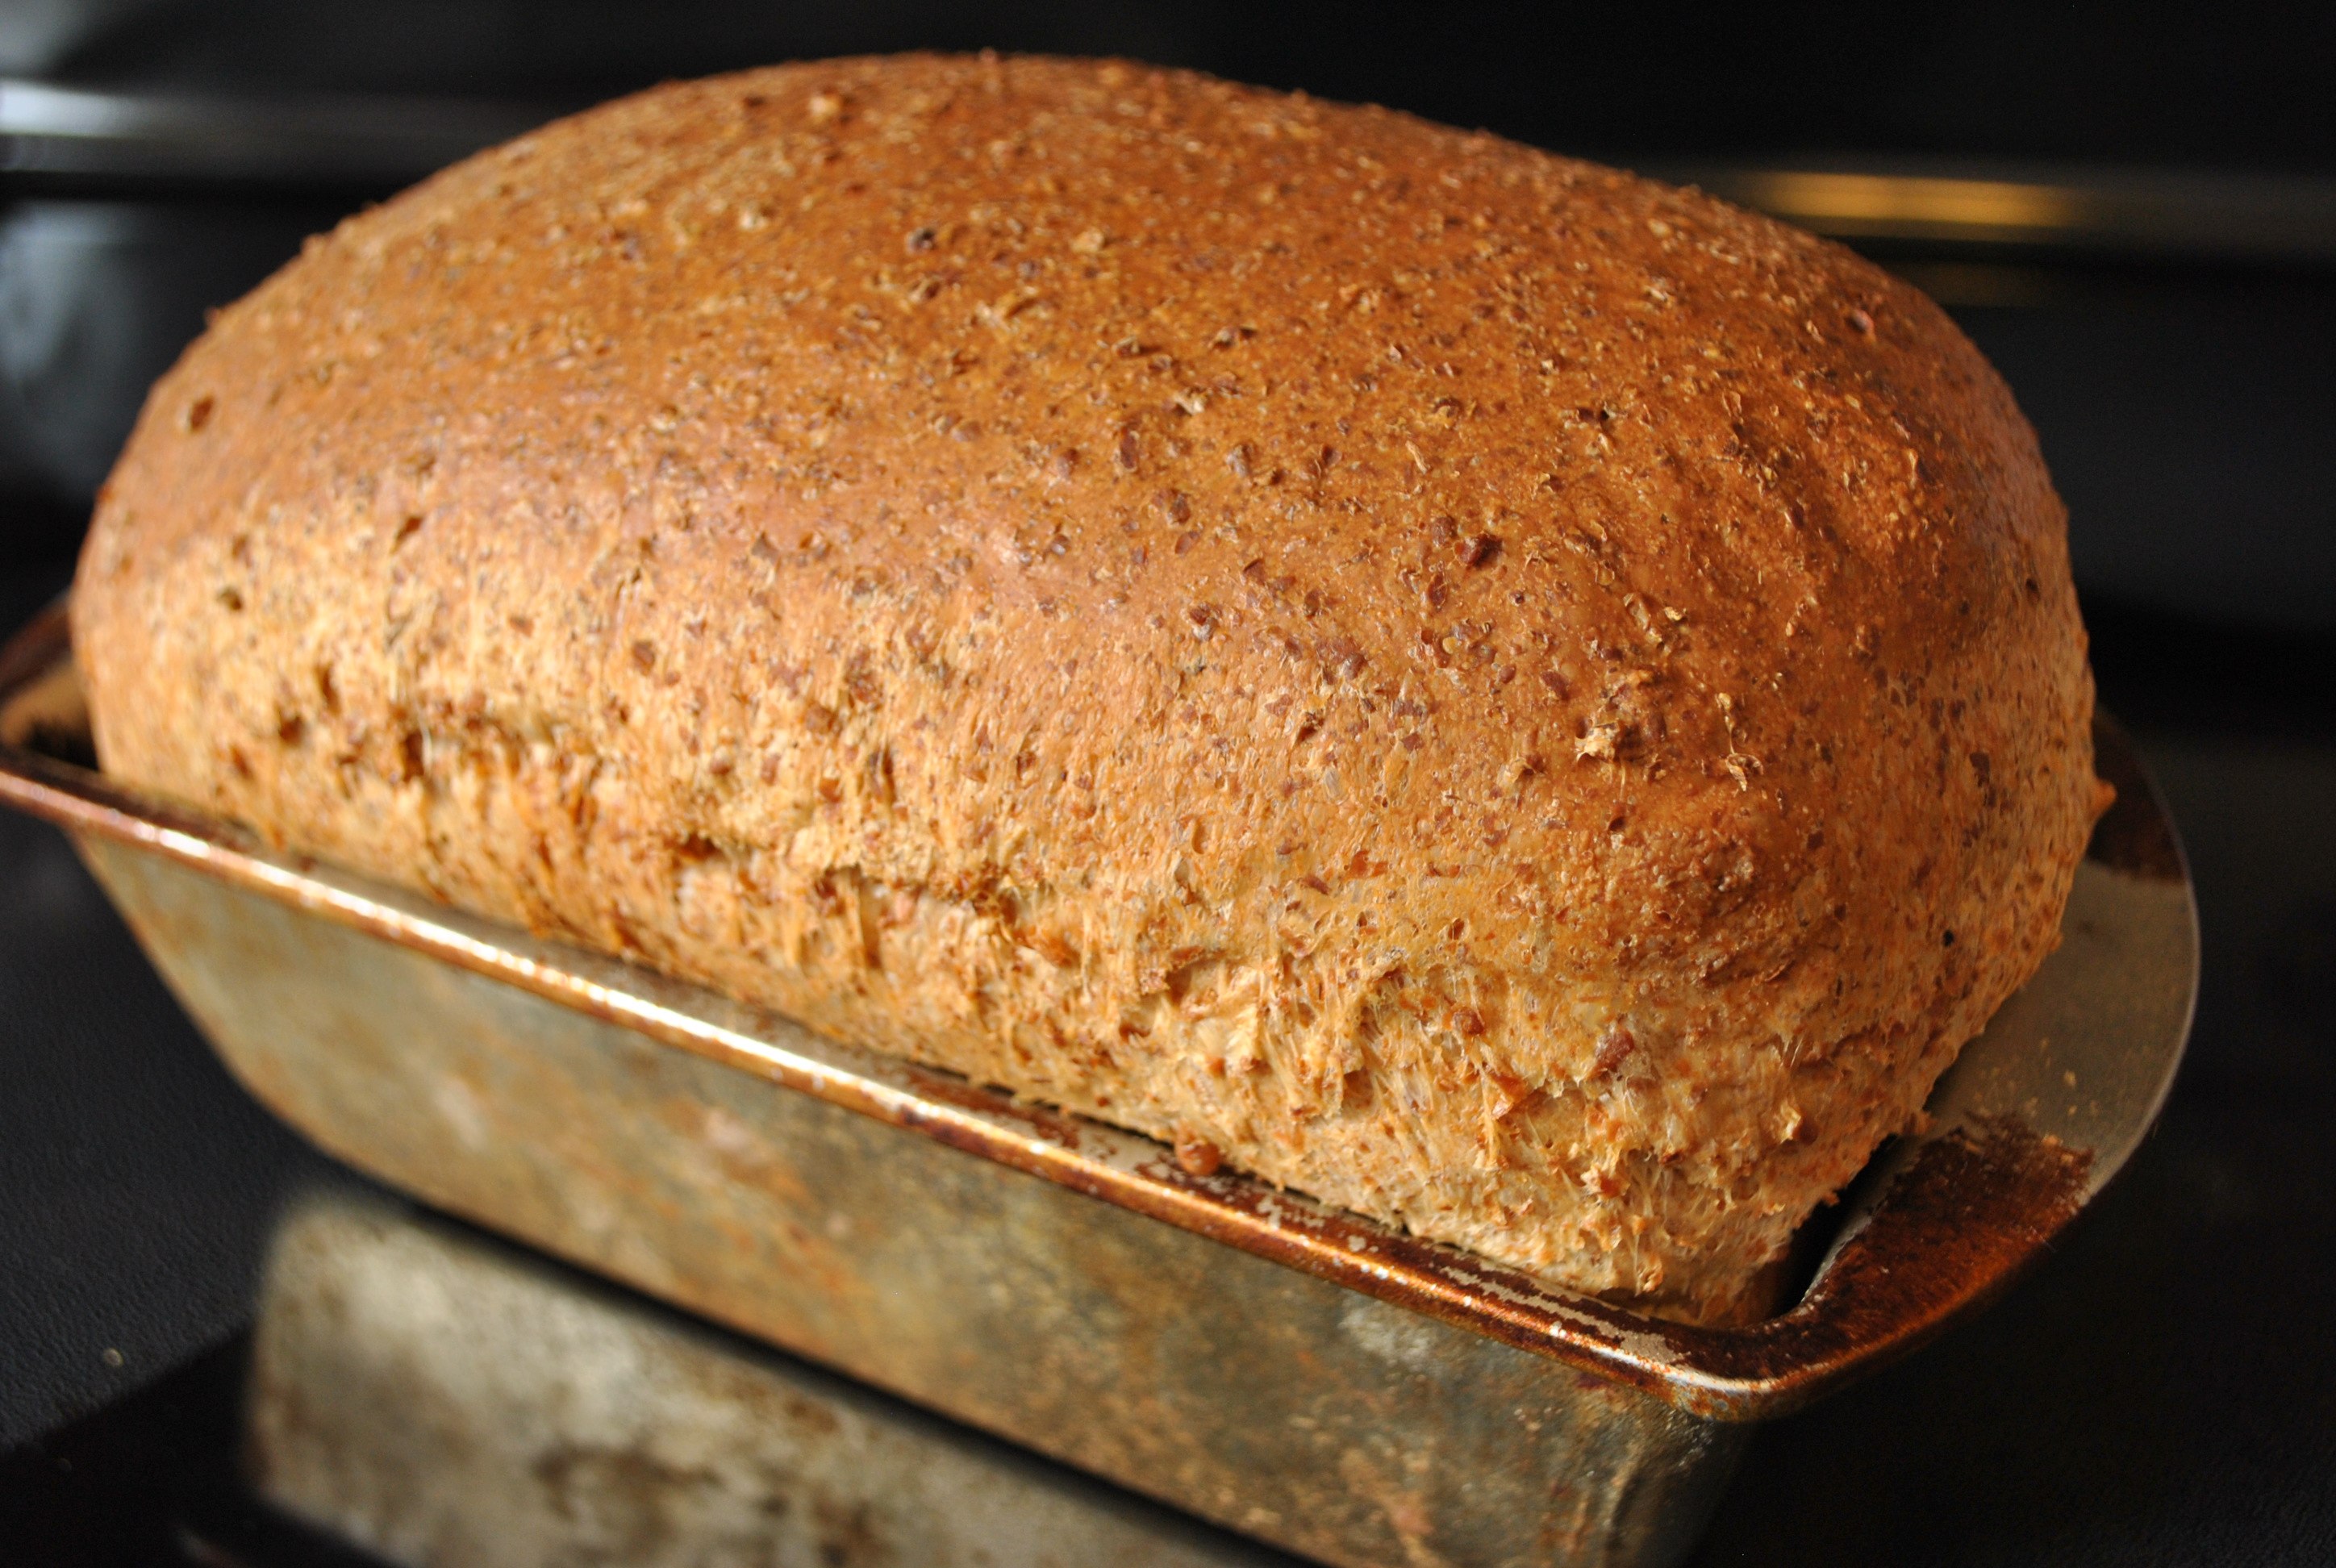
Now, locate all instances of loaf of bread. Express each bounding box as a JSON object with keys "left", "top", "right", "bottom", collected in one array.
[{"left": 73, "top": 54, "right": 2100, "bottom": 1324}]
